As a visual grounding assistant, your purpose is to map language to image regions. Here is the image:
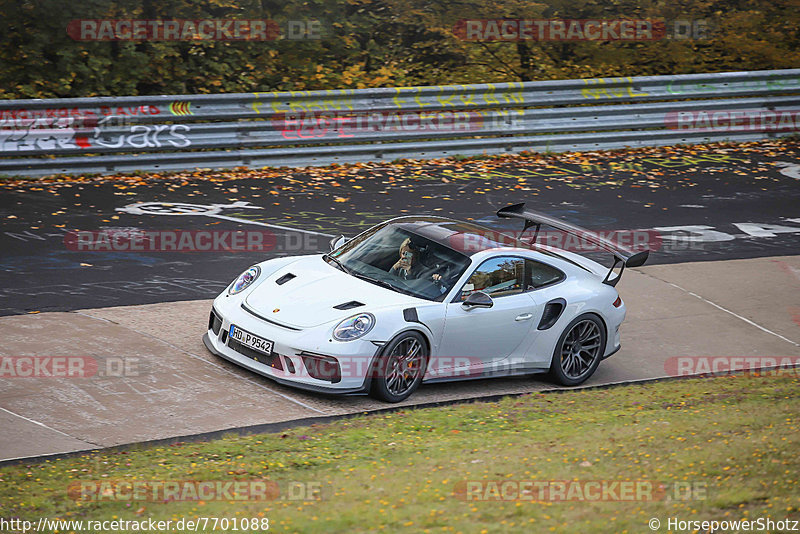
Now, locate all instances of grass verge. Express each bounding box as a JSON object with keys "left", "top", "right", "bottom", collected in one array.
[{"left": 1, "top": 372, "right": 798, "bottom": 533}]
